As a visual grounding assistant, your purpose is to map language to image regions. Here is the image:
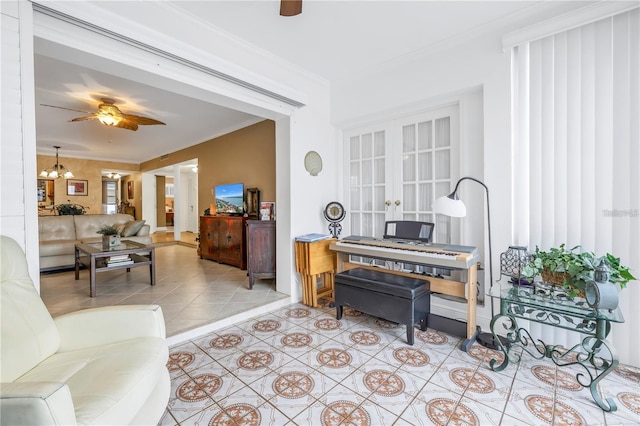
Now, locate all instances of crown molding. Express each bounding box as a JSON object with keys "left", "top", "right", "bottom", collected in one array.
[{"left": 502, "top": 2, "right": 638, "bottom": 48}]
